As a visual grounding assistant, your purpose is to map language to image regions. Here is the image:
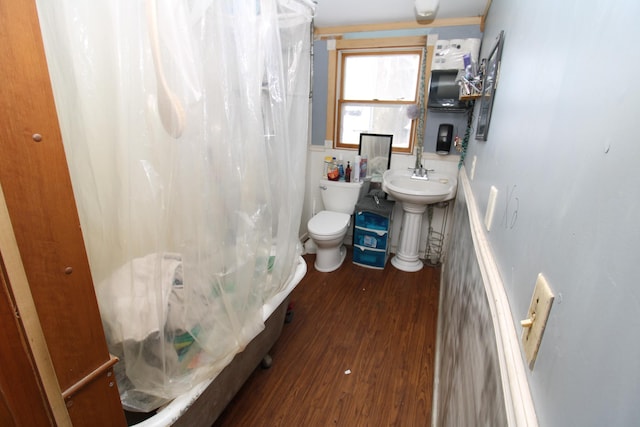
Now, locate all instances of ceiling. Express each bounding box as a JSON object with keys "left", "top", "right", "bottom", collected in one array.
[{"left": 313, "top": 0, "right": 489, "bottom": 28}]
